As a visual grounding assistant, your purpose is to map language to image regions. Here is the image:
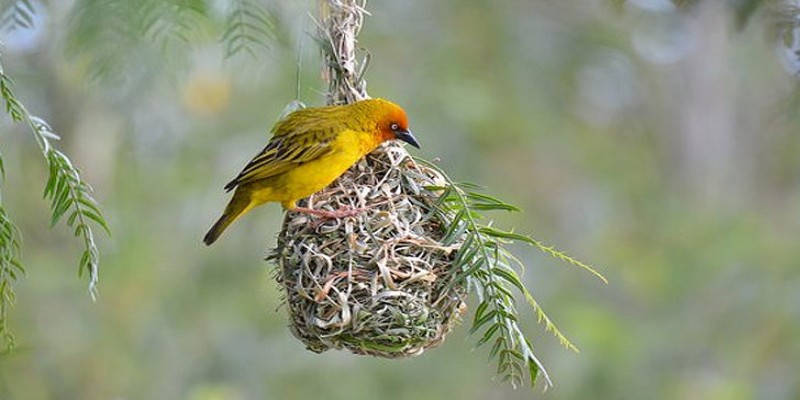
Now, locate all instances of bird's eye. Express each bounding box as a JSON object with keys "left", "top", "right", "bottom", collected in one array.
[{"left": 390, "top": 123, "right": 400, "bottom": 131}]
